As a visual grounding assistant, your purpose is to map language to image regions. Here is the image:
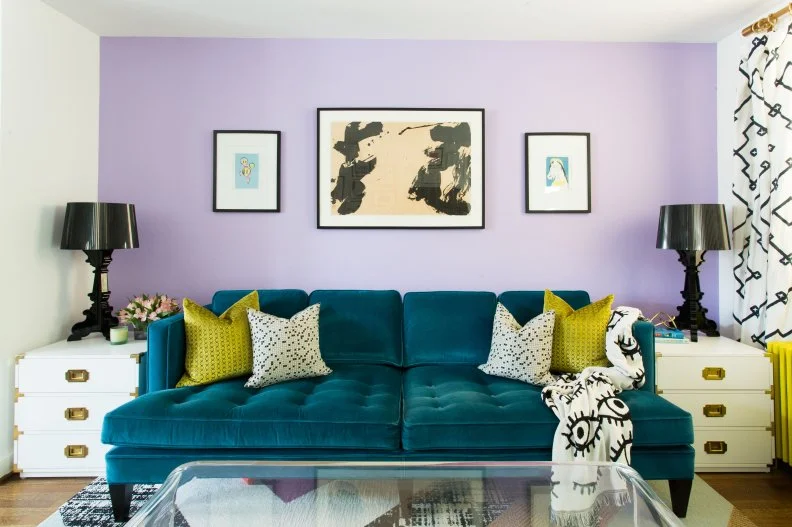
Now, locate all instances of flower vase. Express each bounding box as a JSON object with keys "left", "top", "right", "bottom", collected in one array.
[{"left": 134, "top": 326, "right": 148, "bottom": 341}]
